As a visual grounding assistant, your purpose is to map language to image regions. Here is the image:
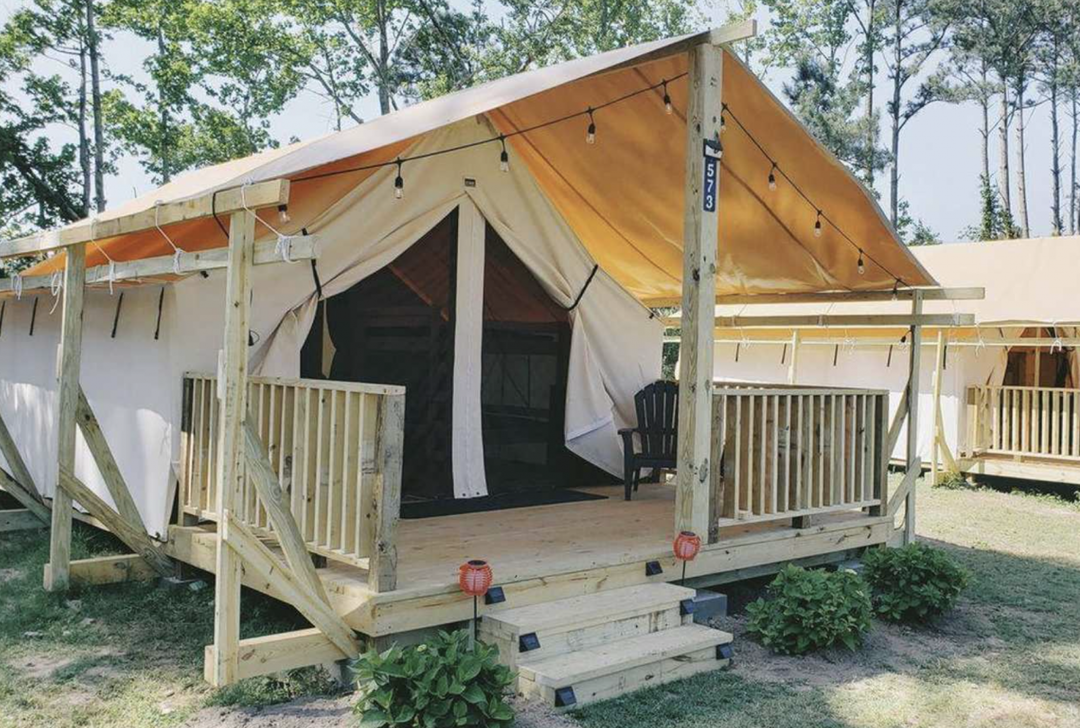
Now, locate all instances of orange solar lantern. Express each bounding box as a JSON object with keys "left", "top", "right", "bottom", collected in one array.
[
  {"left": 459, "top": 560, "right": 493, "bottom": 647},
  {"left": 673, "top": 531, "right": 701, "bottom": 584}
]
